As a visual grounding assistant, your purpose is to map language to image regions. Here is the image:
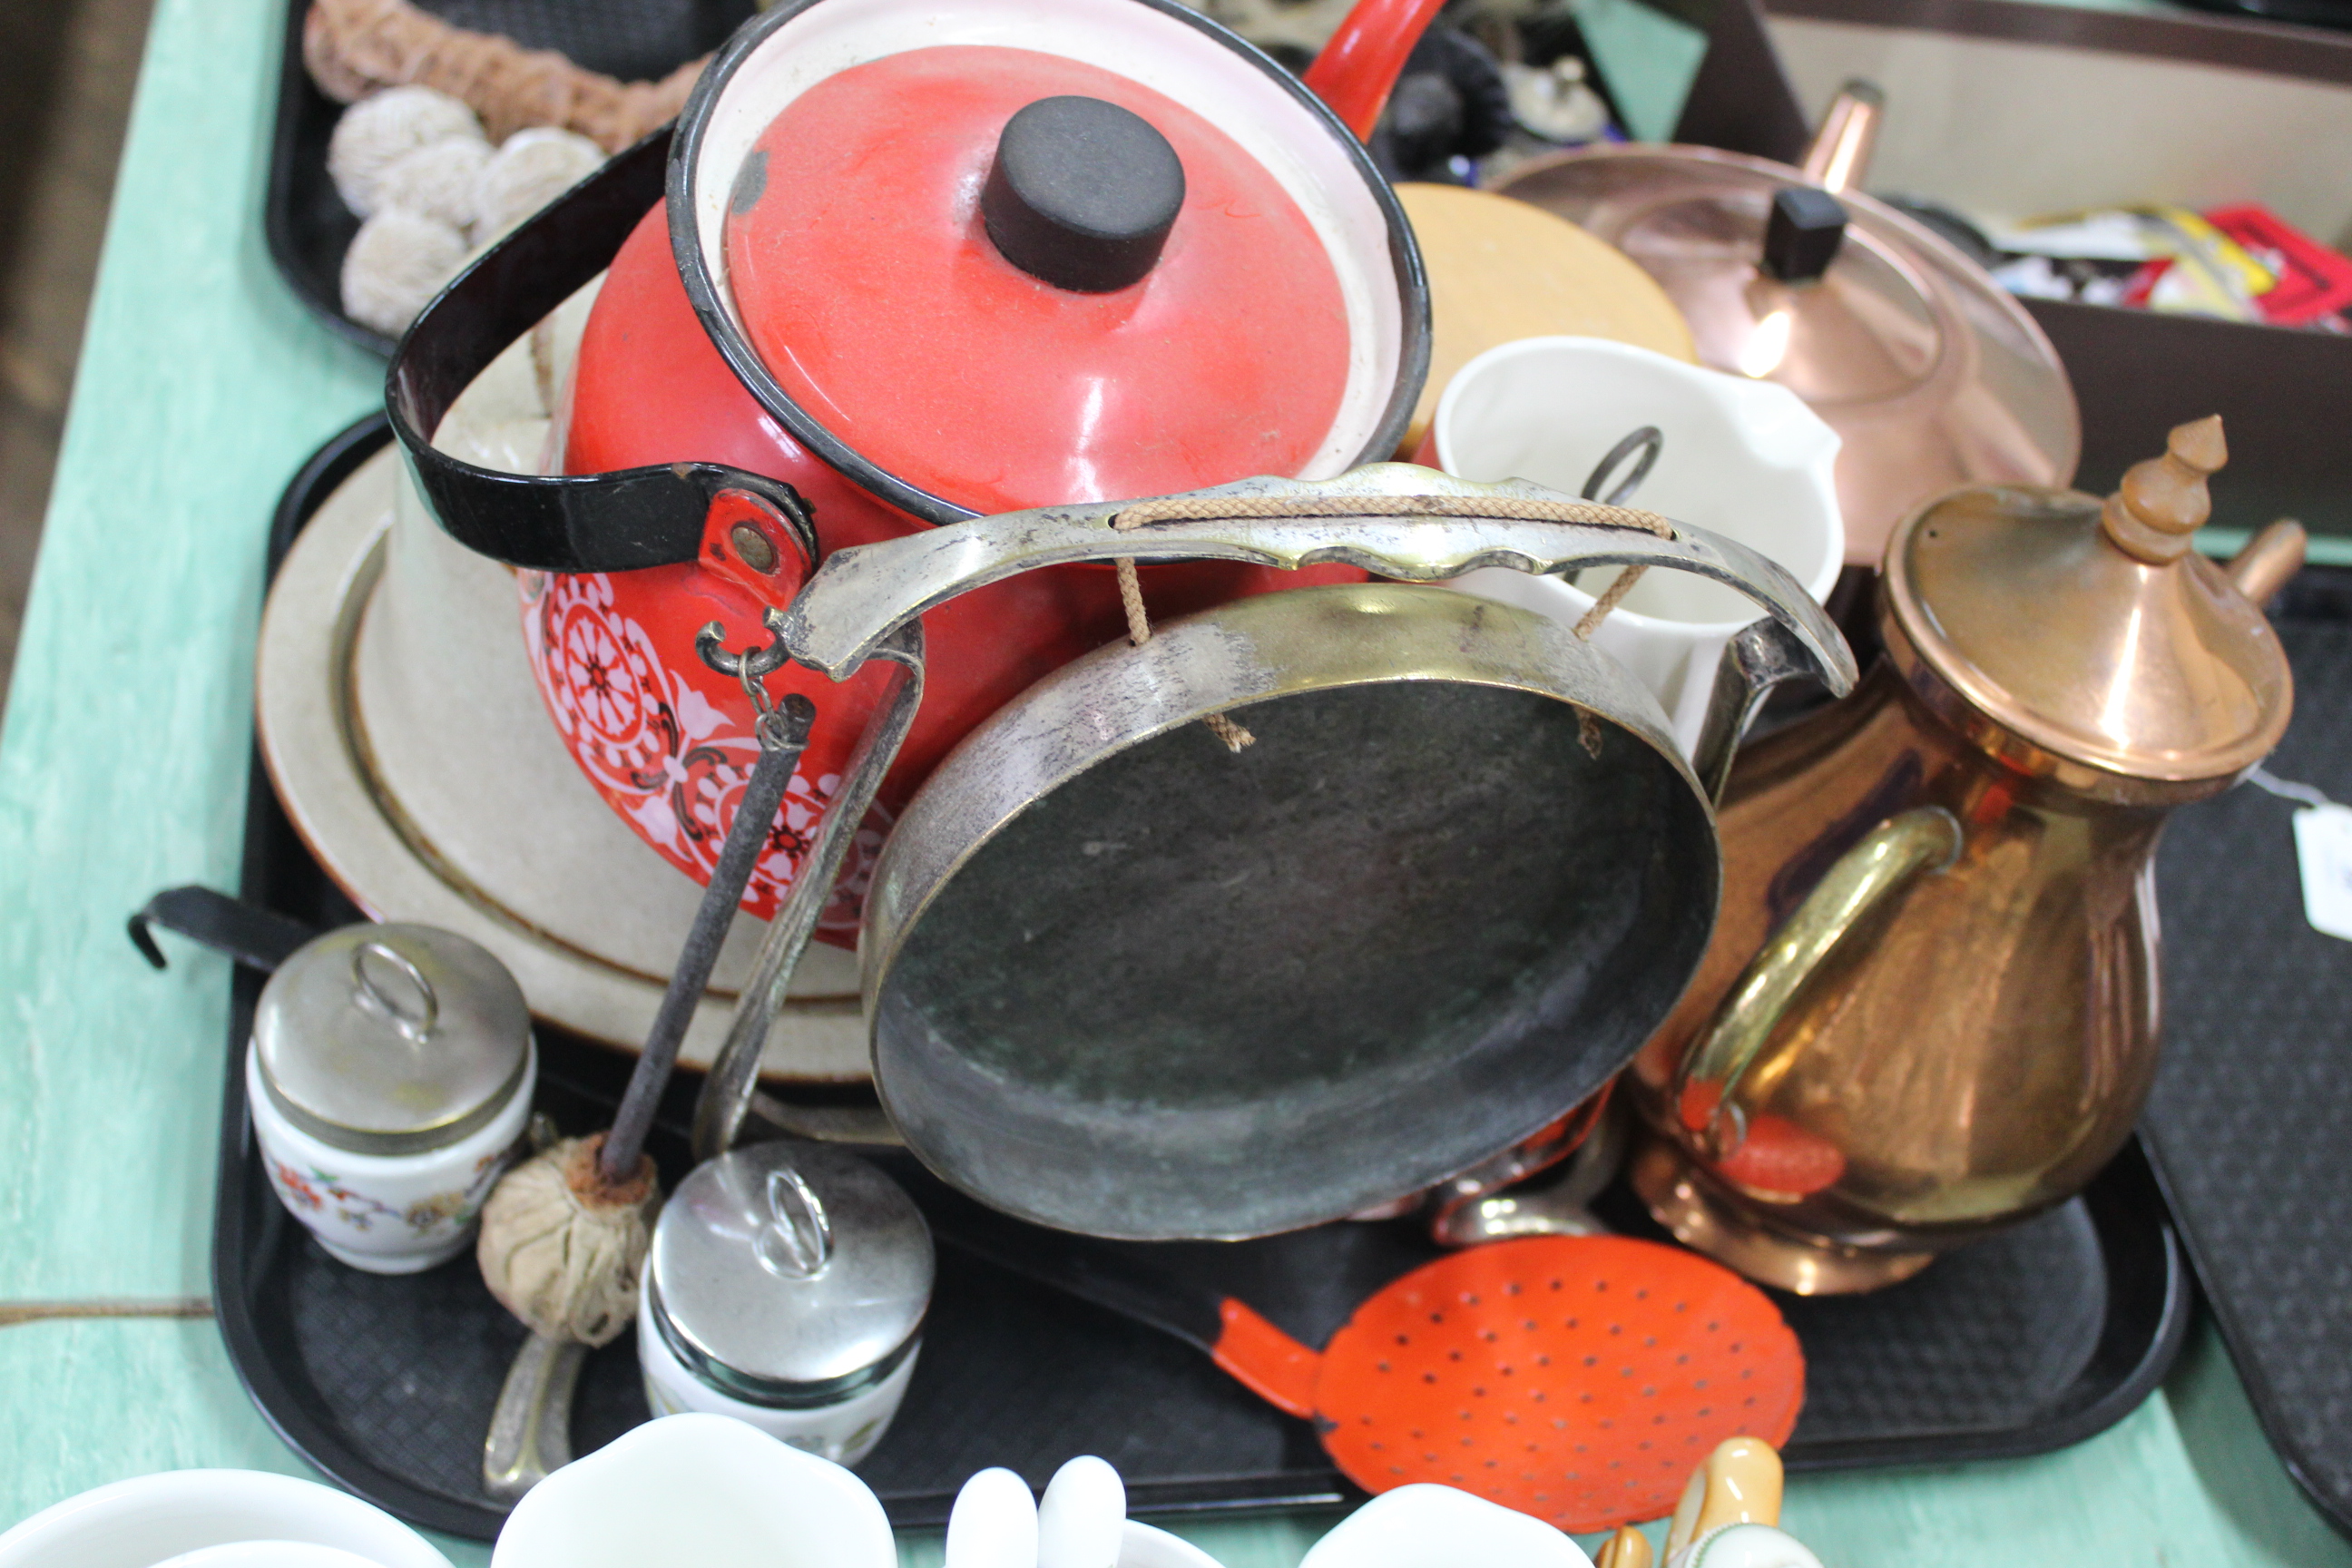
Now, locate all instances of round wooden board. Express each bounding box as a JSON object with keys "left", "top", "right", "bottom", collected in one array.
[{"left": 1396, "top": 182, "right": 1697, "bottom": 456}]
